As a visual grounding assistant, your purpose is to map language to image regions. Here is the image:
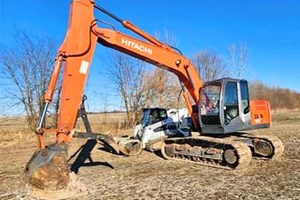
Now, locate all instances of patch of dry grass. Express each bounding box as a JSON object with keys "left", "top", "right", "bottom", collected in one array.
[{"left": 272, "top": 109, "right": 300, "bottom": 124}]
